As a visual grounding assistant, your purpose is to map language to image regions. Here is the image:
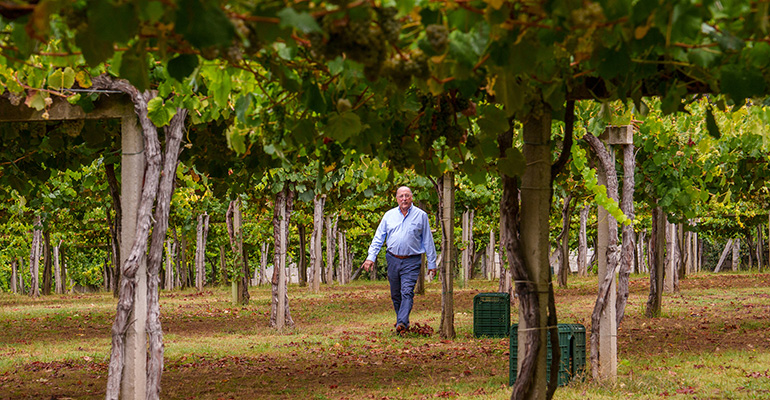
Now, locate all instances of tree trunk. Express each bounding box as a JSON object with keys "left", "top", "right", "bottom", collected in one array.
[
  {"left": 271, "top": 186, "right": 295, "bottom": 329},
  {"left": 616, "top": 142, "right": 635, "bottom": 326},
  {"left": 732, "top": 239, "right": 740, "bottom": 271},
  {"left": 259, "top": 242, "right": 270, "bottom": 286},
  {"left": 298, "top": 224, "right": 307, "bottom": 286},
  {"left": 461, "top": 207, "right": 472, "bottom": 287},
  {"left": 487, "top": 229, "right": 497, "bottom": 280},
  {"left": 337, "top": 229, "right": 346, "bottom": 284},
  {"left": 646, "top": 205, "right": 665, "bottom": 317},
  {"left": 584, "top": 132, "right": 620, "bottom": 381},
  {"left": 165, "top": 239, "right": 175, "bottom": 290},
  {"left": 438, "top": 171, "right": 456, "bottom": 340},
  {"left": 714, "top": 239, "right": 733, "bottom": 273},
  {"left": 504, "top": 108, "right": 556, "bottom": 400},
  {"left": 664, "top": 221, "right": 675, "bottom": 293},
  {"left": 557, "top": 194, "right": 573, "bottom": 287},
  {"left": 95, "top": 75, "right": 186, "bottom": 400},
  {"left": 757, "top": 225, "right": 764, "bottom": 271},
  {"left": 578, "top": 205, "right": 588, "bottom": 276},
  {"left": 29, "top": 215, "right": 42, "bottom": 298},
  {"left": 498, "top": 210, "right": 512, "bottom": 297},
  {"left": 195, "top": 212, "right": 210, "bottom": 291},
  {"left": 42, "top": 230, "right": 52, "bottom": 296},
  {"left": 105, "top": 162, "right": 122, "bottom": 299},
  {"left": 227, "top": 199, "right": 249, "bottom": 304},
  {"left": 676, "top": 223, "right": 686, "bottom": 289},
  {"left": 416, "top": 254, "right": 426, "bottom": 295},
  {"left": 325, "top": 213, "right": 337, "bottom": 285},
  {"left": 54, "top": 241, "right": 63, "bottom": 294},
  {"left": 11, "top": 258, "right": 18, "bottom": 294},
  {"left": 144, "top": 111, "right": 187, "bottom": 400},
  {"left": 218, "top": 244, "right": 227, "bottom": 285},
  {"left": 310, "top": 194, "right": 325, "bottom": 292}
]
